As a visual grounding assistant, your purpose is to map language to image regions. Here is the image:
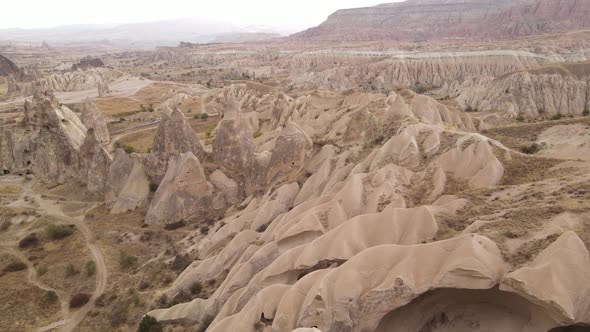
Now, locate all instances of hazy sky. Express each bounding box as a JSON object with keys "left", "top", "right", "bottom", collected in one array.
[{"left": 0, "top": 0, "right": 395, "bottom": 31}]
